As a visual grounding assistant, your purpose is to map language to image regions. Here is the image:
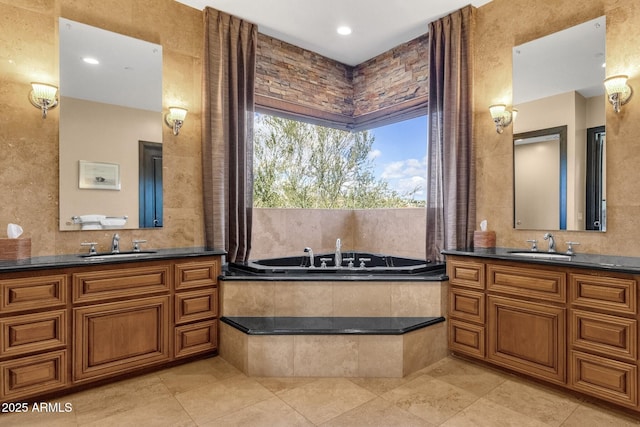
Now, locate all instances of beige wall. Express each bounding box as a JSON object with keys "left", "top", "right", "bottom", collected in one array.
[
  {"left": 251, "top": 208, "right": 426, "bottom": 260},
  {"left": 0, "top": 0, "right": 204, "bottom": 256},
  {"left": 476, "top": 0, "right": 640, "bottom": 256}
]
